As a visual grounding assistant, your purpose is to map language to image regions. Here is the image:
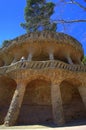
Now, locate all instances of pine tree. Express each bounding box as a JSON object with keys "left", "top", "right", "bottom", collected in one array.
[{"left": 21, "top": 0, "right": 57, "bottom": 33}]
